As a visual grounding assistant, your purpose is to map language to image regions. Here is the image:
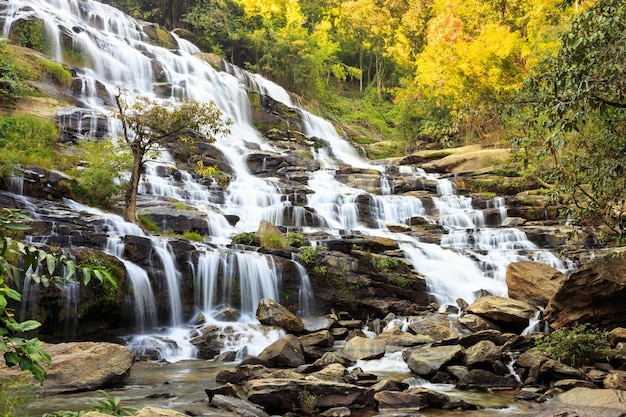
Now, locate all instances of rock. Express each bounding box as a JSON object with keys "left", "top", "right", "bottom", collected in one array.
[
  {"left": 608, "top": 327, "right": 626, "bottom": 344},
  {"left": 216, "top": 364, "right": 269, "bottom": 384},
  {"left": 343, "top": 336, "right": 387, "bottom": 360},
  {"left": 405, "top": 345, "right": 465, "bottom": 377},
  {"left": 375, "top": 330, "right": 434, "bottom": 347},
  {"left": 308, "top": 363, "right": 347, "bottom": 383},
  {"left": 533, "top": 388, "right": 626, "bottom": 417},
  {"left": 553, "top": 379, "right": 596, "bottom": 390},
  {"left": 254, "top": 220, "right": 287, "bottom": 249},
  {"left": 374, "top": 391, "right": 427, "bottom": 412},
  {"left": 406, "top": 314, "right": 461, "bottom": 341},
  {"left": 256, "top": 334, "right": 306, "bottom": 368},
  {"left": 256, "top": 298, "right": 304, "bottom": 333},
  {"left": 405, "top": 387, "right": 450, "bottom": 408},
  {"left": 466, "top": 295, "right": 537, "bottom": 333},
  {"left": 133, "top": 407, "right": 191, "bottom": 416},
  {"left": 463, "top": 340, "right": 502, "bottom": 369},
  {"left": 243, "top": 378, "right": 372, "bottom": 414},
  {"left": 544, "top": 257, "right": 626, "bottom": 329},
  {"left": 209, "top": 394, "right": 270, "bottom": 417},
  {"left": 318, "top": 406, "right": 351, "bottom": 417},
  {"left": 506, "top": 261, "right": 566, "bottom": 307},
  {"left": 302, "top": 316, "right": 336, "bottom": 332},
  {"left": 456, "top": 369, "right": 520, "bottom": 391},
  {"left": 604, "top": 373, "right": 626, "bottom": 390},
  {"left": 82, "top": 413, "right": 114, "bottom": 417},
  {"left": 28, "top": 342, "right": 134, "bottom": 395},
  {"left": 299, "top": 330, "right": 335, "bottom": 348}
]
